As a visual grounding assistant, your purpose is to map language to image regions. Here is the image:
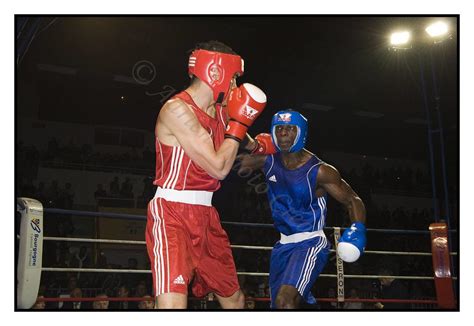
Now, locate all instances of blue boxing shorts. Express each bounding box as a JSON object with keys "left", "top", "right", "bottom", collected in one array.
[{"left": 269, "top": 235, "right": 330, "bottom": 308}]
